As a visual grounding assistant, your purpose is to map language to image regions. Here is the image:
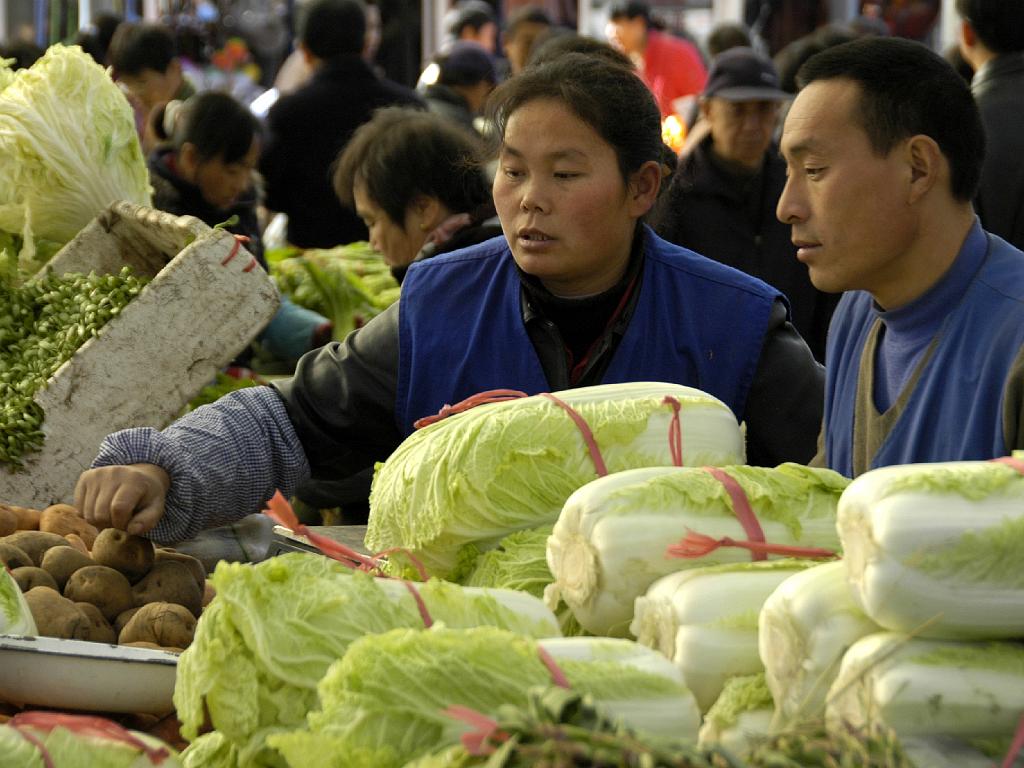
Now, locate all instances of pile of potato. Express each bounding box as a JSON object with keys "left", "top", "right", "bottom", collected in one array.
[{"left": 0, "top": 503, "right": 212, "bottom": 652}]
